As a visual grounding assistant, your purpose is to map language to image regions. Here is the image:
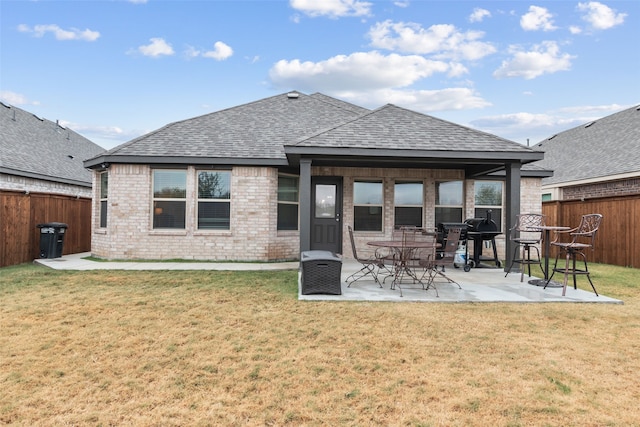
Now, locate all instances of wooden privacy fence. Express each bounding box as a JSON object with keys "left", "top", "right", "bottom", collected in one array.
[
  {"left": 542, "top": 194, "right": 640, "bottom": 268},
  {"left": 0, "top": 190, "right": 92, "bottom": 268}
]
